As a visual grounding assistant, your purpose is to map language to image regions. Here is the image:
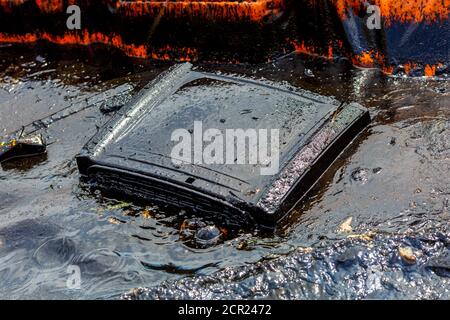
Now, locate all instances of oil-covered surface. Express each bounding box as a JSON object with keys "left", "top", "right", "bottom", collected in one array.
[
  {"left": 0, "top": 46, "right": 449, "bottom": 299},
  {"left": 1, "top": 0, "right": 448, "bottom": 73}
]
